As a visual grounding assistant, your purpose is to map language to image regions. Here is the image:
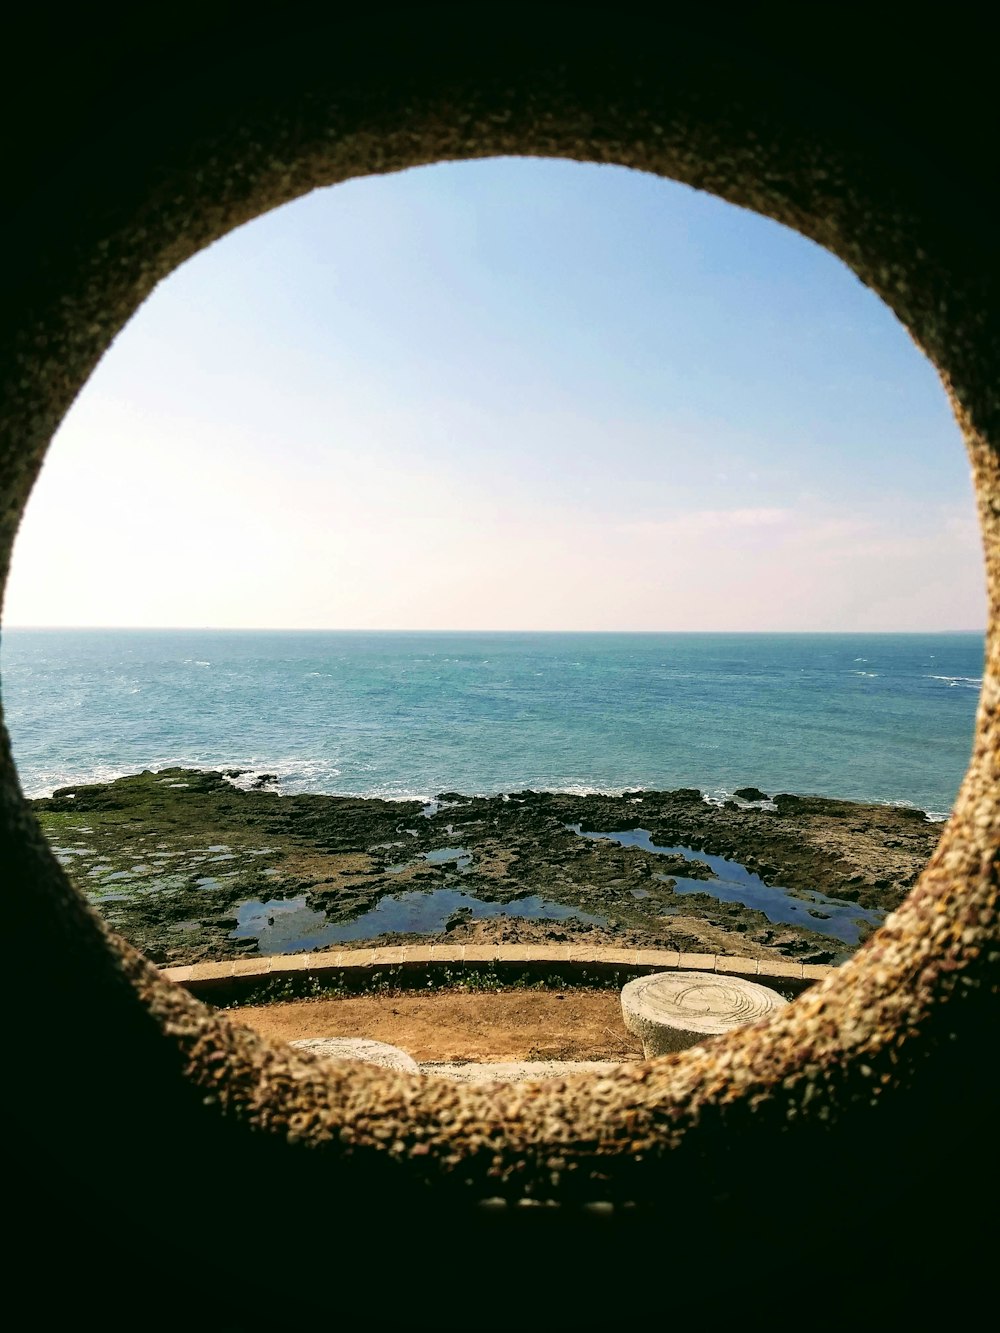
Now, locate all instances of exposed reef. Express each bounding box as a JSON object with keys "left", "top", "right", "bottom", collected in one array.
[{"left": 32, "top": 769, "right": 941, "bottom": 969}]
